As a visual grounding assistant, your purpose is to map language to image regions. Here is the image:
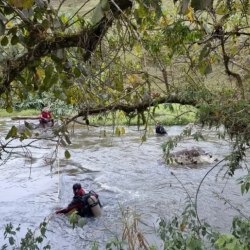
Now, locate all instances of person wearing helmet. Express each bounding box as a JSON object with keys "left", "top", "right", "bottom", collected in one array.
[
  {"left": 155, "top": 122, "right": 167, "bottom": 135},
  {"left": 39, "top": 106, "right": 54, "bottom": 128},
  {"left": 56, "top": 183, "right": 102, "bottom": 217}
]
